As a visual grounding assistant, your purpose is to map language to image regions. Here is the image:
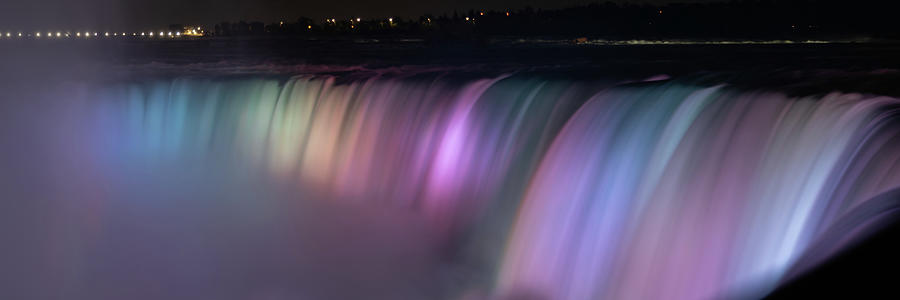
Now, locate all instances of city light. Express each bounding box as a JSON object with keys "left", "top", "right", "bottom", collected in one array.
[
  {"left": 0, "top": 28, "right": 207, "bottom": 40},
  {"left": 356, "top": 18, "right": 361, "bottom": 22},
  {"left": 388, "top": 18, "right": 393, "bottom": 22},
  {"left": 308, "top": 25, "right": 312, "bottom": 29}
]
